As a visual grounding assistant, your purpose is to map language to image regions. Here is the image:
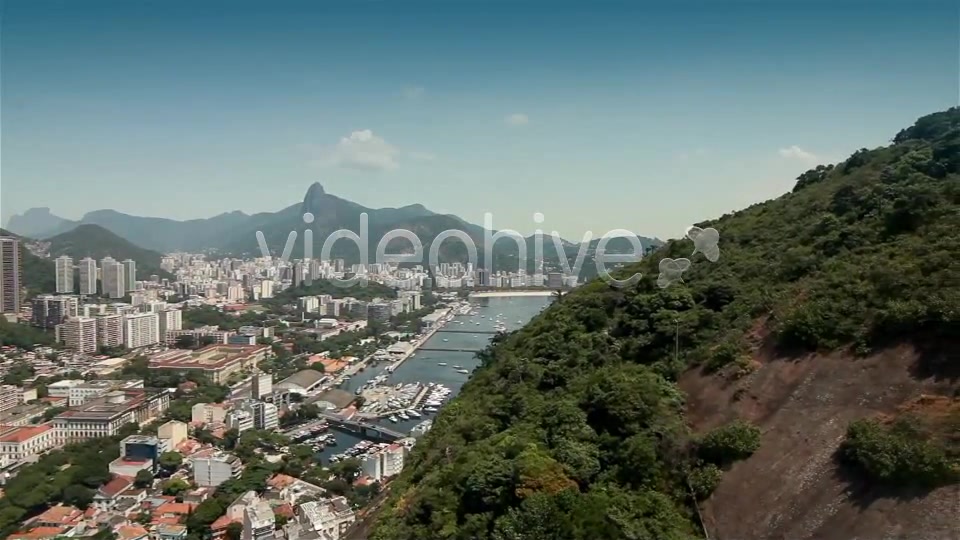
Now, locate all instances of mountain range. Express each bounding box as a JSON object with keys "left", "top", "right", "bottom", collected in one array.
[{"left": 5, "top": 183, "right": 661, "bottom": 272}]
